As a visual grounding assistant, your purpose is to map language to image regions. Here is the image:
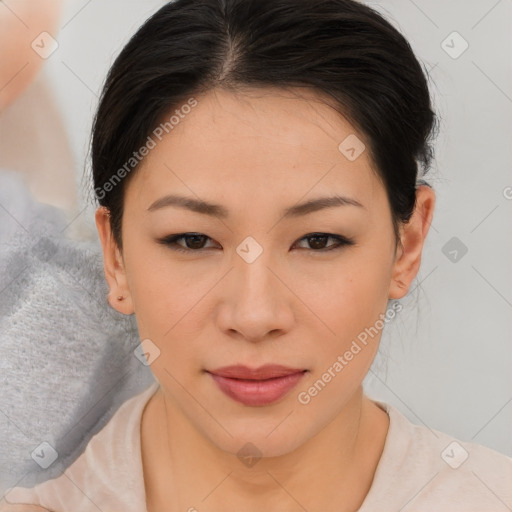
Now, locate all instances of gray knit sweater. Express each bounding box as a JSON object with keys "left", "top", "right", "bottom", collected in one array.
[{"left": 0, "top": 169, "right": 155, "bottom": 494}]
